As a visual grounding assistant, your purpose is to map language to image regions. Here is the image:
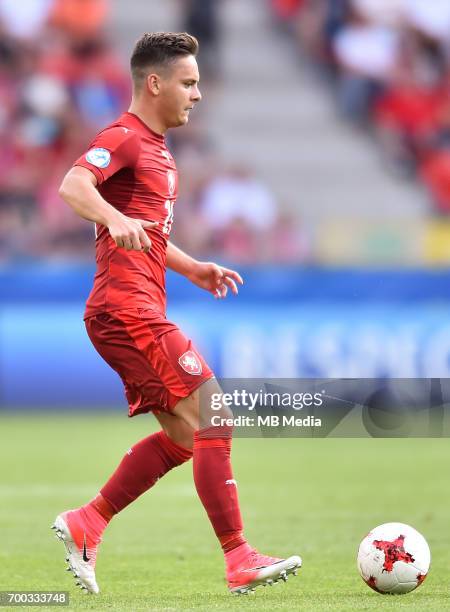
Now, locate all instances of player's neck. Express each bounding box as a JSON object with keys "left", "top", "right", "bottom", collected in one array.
[{"left": 128, "top": 101, "right": 167, "bottom": 136}]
